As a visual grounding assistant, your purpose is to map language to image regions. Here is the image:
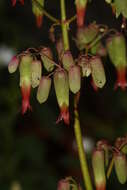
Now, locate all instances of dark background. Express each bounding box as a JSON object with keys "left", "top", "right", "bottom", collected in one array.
[{"left": 0, "top": 0, "right": 127, "bottom": 189}]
